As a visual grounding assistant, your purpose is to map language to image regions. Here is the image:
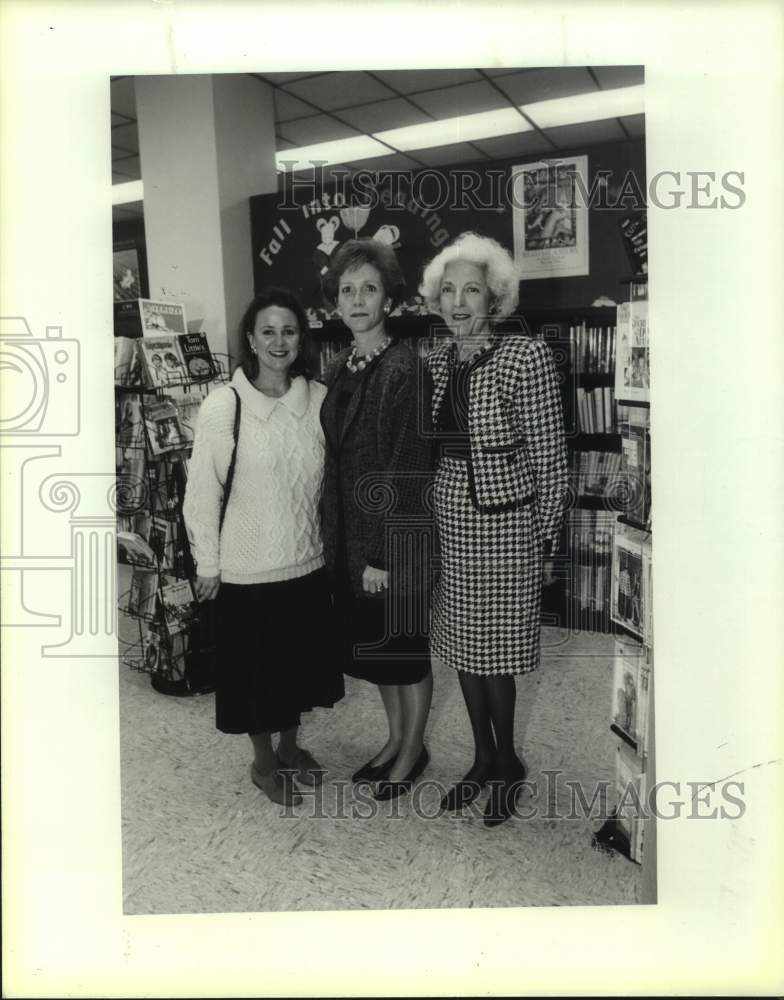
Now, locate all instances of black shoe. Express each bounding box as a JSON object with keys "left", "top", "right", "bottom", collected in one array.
[
  {"left": 439, "top": 779, "right": 485, "bottom": 812},
  {"left": 483, "top": 774, "right": 527, "bottom": 828},
  {"left": 373, "top": 747, "right": 430, "bottom": 801},
  {"left": 352, "top": 754, "right": 398, "bottom": 784}
]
